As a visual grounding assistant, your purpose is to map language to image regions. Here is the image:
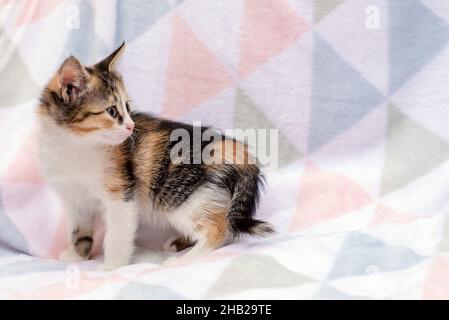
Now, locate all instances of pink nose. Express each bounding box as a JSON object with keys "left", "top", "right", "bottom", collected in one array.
[{"left": 126, "top": 123, "right": 134, "bottom": 132}]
